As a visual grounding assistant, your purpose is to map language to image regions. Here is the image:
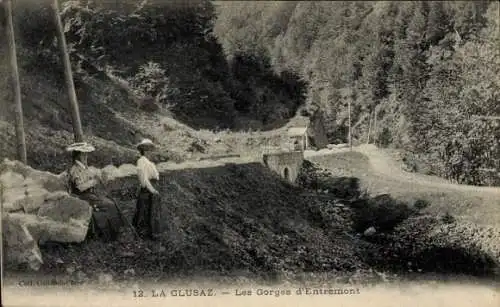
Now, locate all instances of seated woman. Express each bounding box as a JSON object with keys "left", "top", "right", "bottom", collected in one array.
[{"left": 66, "top": 142, "right": 124, "bottom": 242}]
